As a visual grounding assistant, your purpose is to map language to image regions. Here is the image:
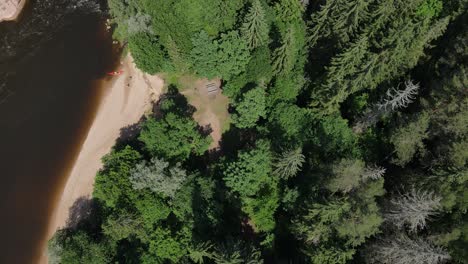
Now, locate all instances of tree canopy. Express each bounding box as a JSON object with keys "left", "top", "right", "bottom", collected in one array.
[{"left": 51, "top": 0, "right": 468, "bottom": 263}]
